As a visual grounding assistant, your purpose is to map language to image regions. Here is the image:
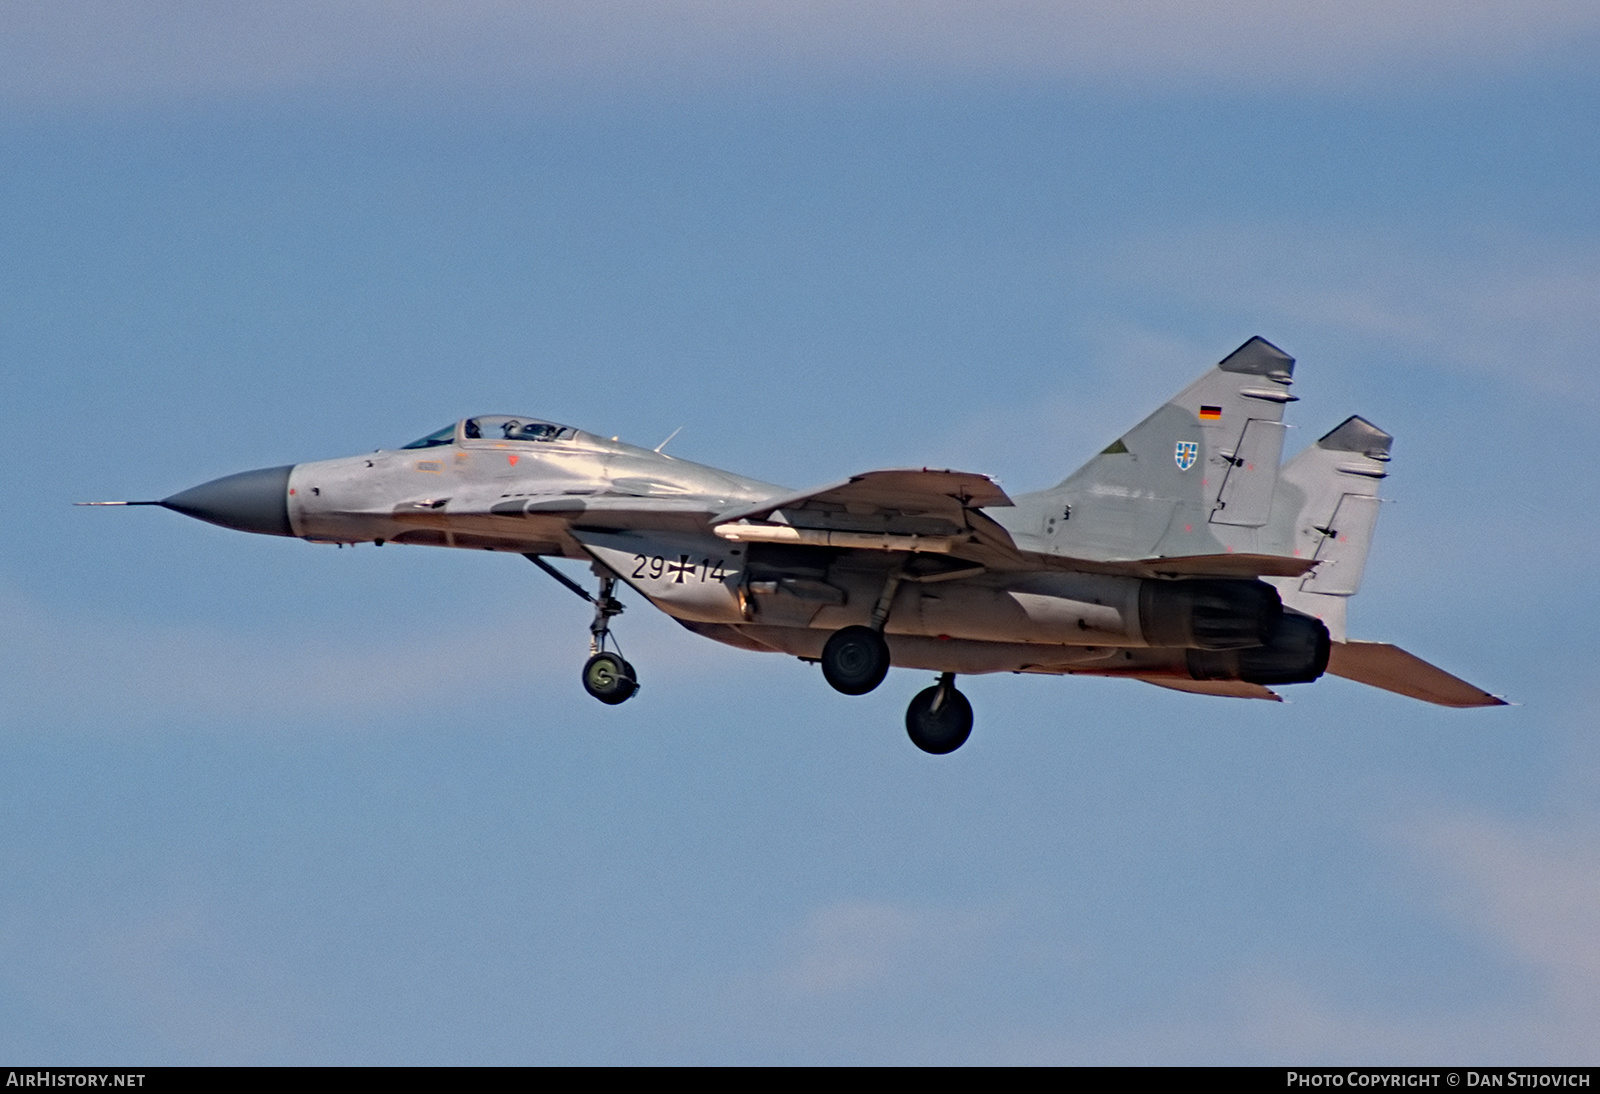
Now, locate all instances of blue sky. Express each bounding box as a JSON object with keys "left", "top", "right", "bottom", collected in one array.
[{"left": 3, "top": 1, "right": 1598, "bottom": 1064}]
